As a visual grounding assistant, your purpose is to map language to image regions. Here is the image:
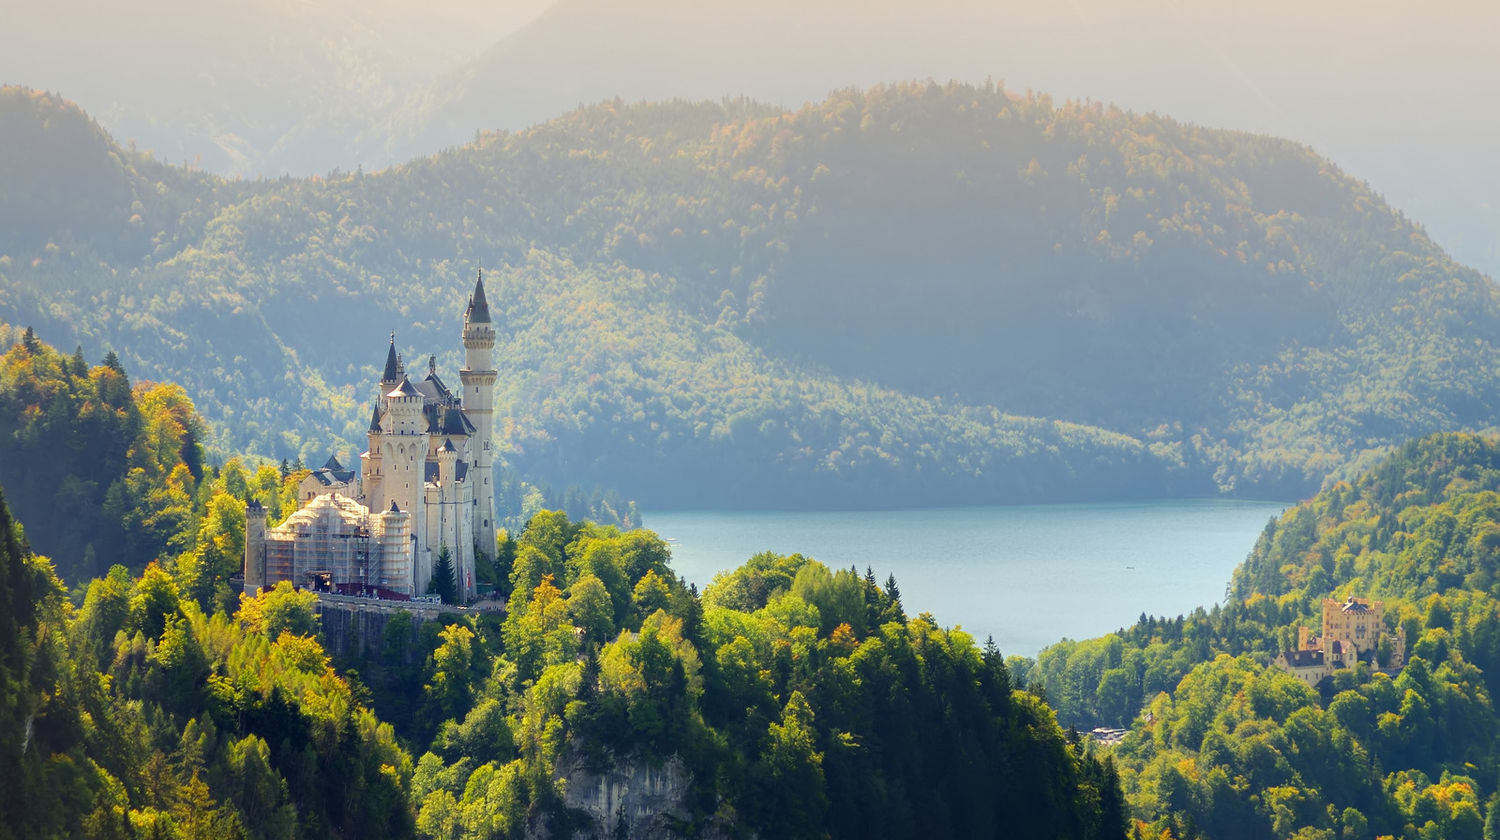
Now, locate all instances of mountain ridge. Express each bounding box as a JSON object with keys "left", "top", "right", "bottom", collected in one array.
[{"left": 2, "top": 83, "right": 1496, "bottom": 507}]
